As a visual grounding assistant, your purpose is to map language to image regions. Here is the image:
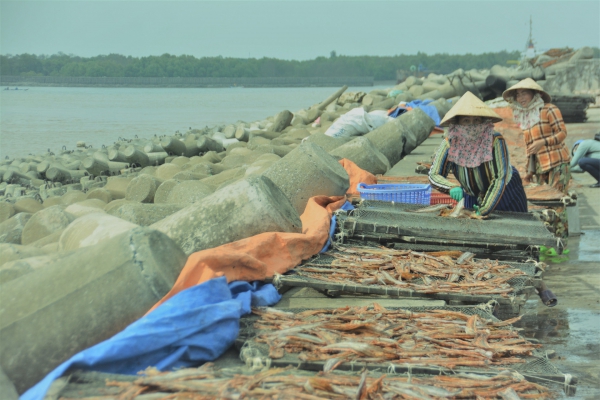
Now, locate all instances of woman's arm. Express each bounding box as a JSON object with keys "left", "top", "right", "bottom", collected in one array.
[
  {"left": 428, "top": 139, "right": 459, "bottom": 193},
  {"left": 543, "top": 105, "right": 568, "bottom": 146},
  {"left": 478, "top": 137, "right": 510, "bottom": 216},
  {"left": 570, "top": 140, "right": 589, "bottom": 169}
]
